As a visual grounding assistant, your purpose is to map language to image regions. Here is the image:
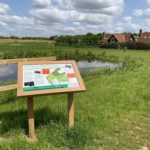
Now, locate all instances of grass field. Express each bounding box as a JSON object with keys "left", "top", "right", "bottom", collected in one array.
[{"left": 0, "top": 43, "right": 150, "bottom": 150}]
